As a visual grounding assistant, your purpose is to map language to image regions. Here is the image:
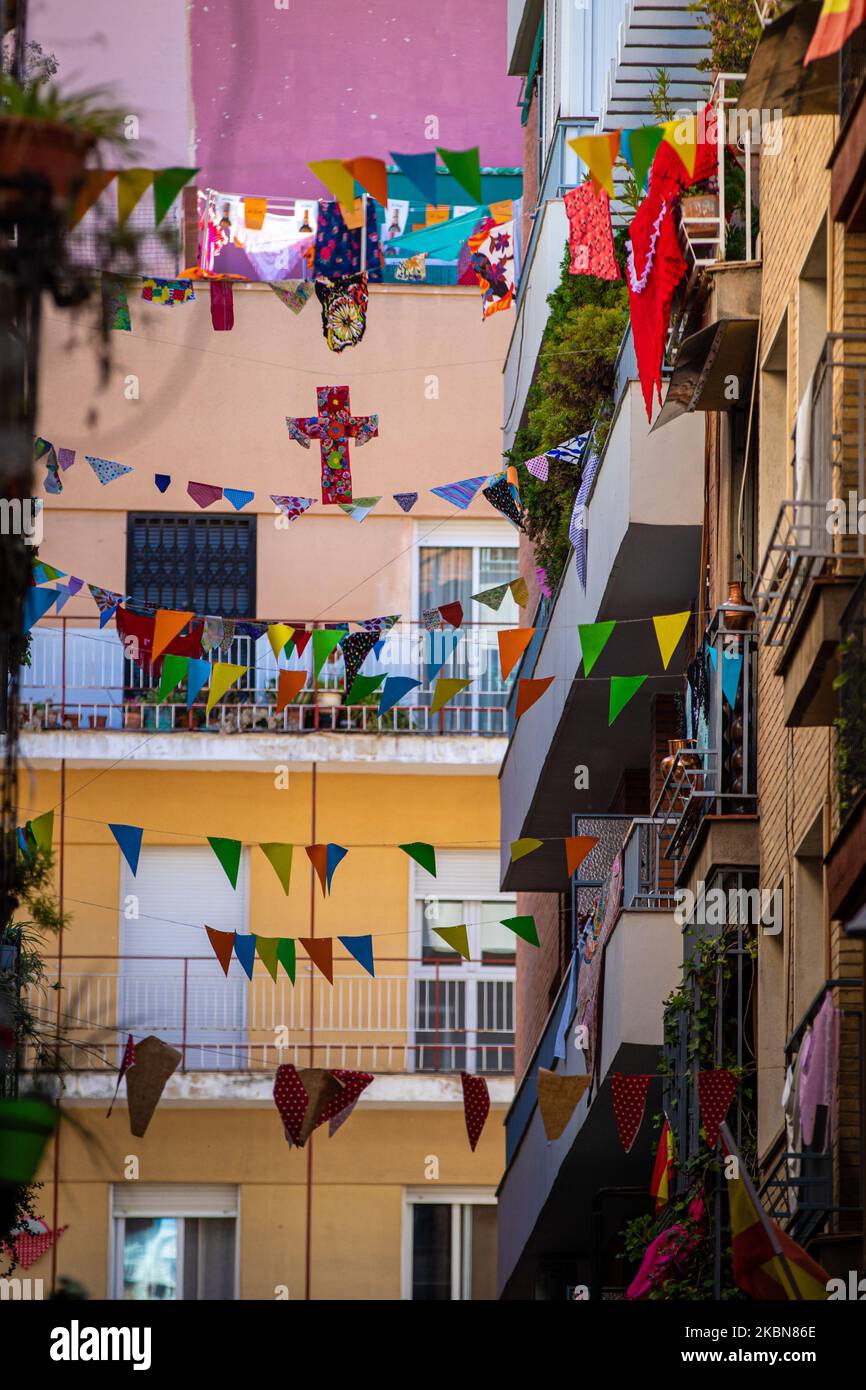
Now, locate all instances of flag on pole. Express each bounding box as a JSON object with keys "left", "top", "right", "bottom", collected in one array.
[
  {"left": 649, "top": 1118, "right": 675, "bottom": 1211},
  {"left": 805, "top": 0, "right": 866, "bottom": 64}
]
